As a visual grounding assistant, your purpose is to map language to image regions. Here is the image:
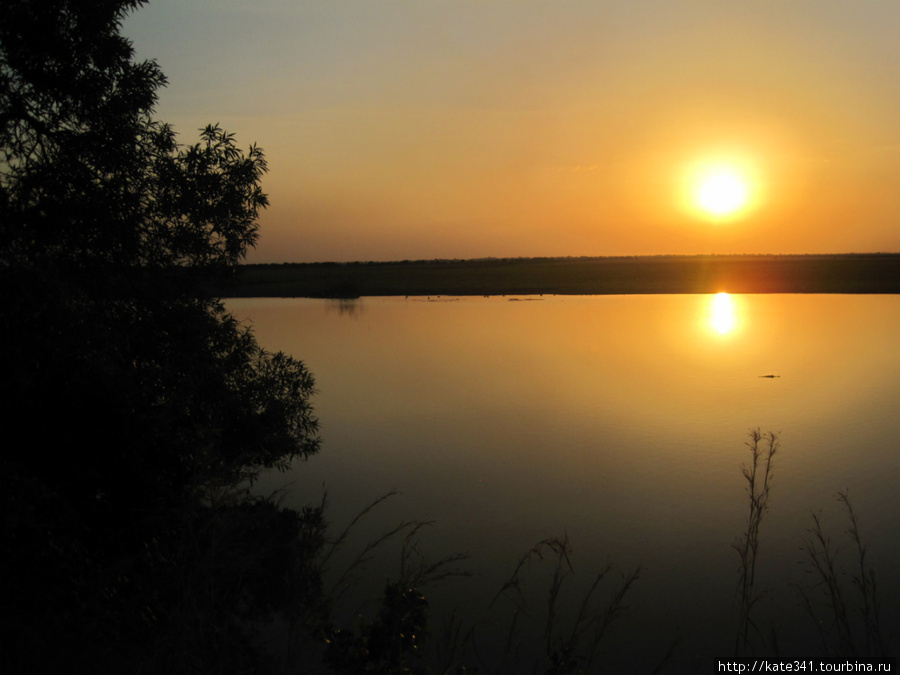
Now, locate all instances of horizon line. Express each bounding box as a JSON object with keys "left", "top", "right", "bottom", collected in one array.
[{"left": 243, "top": 251, "right": 900, "bottom": 267}]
